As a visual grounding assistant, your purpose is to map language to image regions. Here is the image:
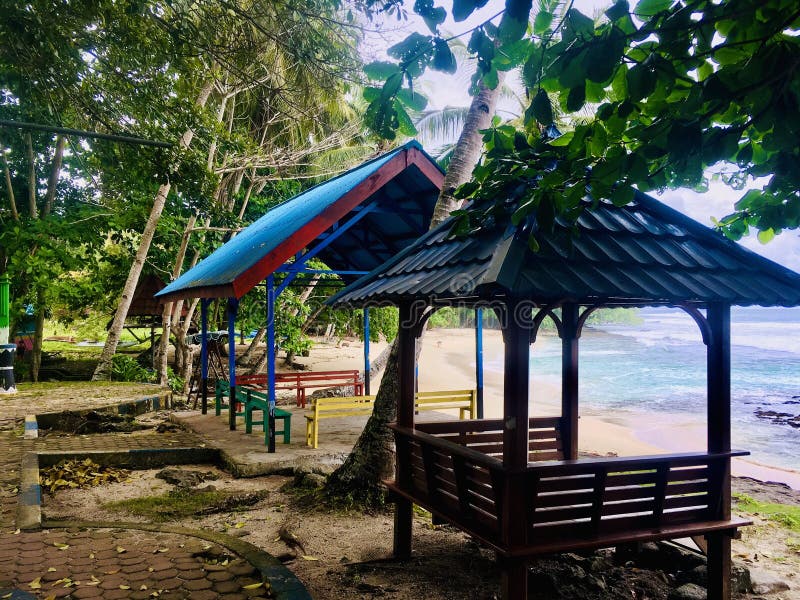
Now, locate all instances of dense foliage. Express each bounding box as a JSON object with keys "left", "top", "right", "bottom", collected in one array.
[{"left": 364, "top": 0, "right": 800, "bottom": 242}]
